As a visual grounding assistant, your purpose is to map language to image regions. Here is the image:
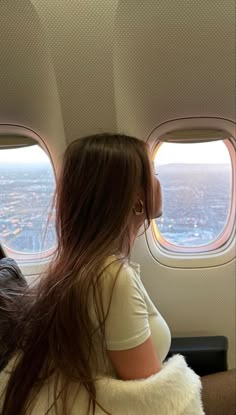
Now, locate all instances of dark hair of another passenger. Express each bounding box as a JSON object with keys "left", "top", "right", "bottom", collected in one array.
[
  {"left": 0, "top": 260, "right": 27, "bottom": 371},
  {"left": 1, "top": 133, "right": 155, "bottom": 415}
]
